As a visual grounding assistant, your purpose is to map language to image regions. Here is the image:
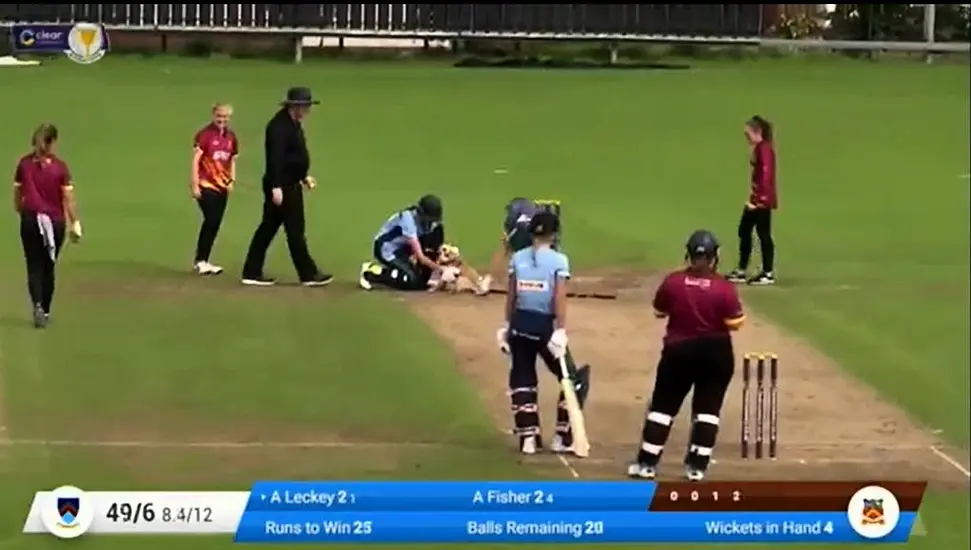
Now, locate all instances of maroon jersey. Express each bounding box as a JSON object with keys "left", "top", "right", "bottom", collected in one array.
[
  {"left": 653, "top": 270, "right": 745, "bottom": 346},
  {"left": 748, "top": 140, "right": 777, "bottom": 210},
  {"left": 193, "top": 124, "right": 238, "bottom": 192},
  {"left": 14, "top": 154, "right": 72, "bottom": 219}
]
